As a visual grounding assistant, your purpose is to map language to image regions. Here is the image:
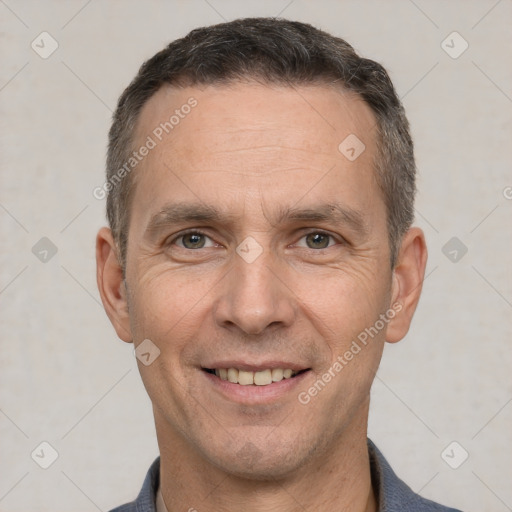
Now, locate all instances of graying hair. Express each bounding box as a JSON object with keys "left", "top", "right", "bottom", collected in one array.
[{"left": 106, "top": 17, "right": 415, "bottom": 271}]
